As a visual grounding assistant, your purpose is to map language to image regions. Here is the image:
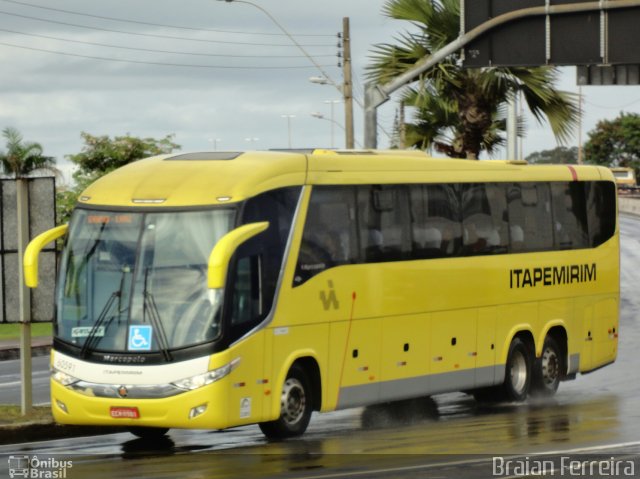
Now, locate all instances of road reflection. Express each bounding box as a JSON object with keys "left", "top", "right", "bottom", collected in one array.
[
  {"left": 73, "top": 395, "right": 624, "bottom": 479},
  {"left": 69, "top": 393, "right": 624, "bottom": 479}
]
